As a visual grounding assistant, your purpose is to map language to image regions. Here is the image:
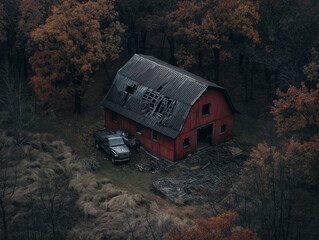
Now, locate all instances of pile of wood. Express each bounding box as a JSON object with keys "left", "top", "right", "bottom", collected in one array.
[
  {"left": 152, "top": 140, "right": 247, "bottom": 205},
  {"left": 130, "top": 147, "right": 175, "bottom": 173}
]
